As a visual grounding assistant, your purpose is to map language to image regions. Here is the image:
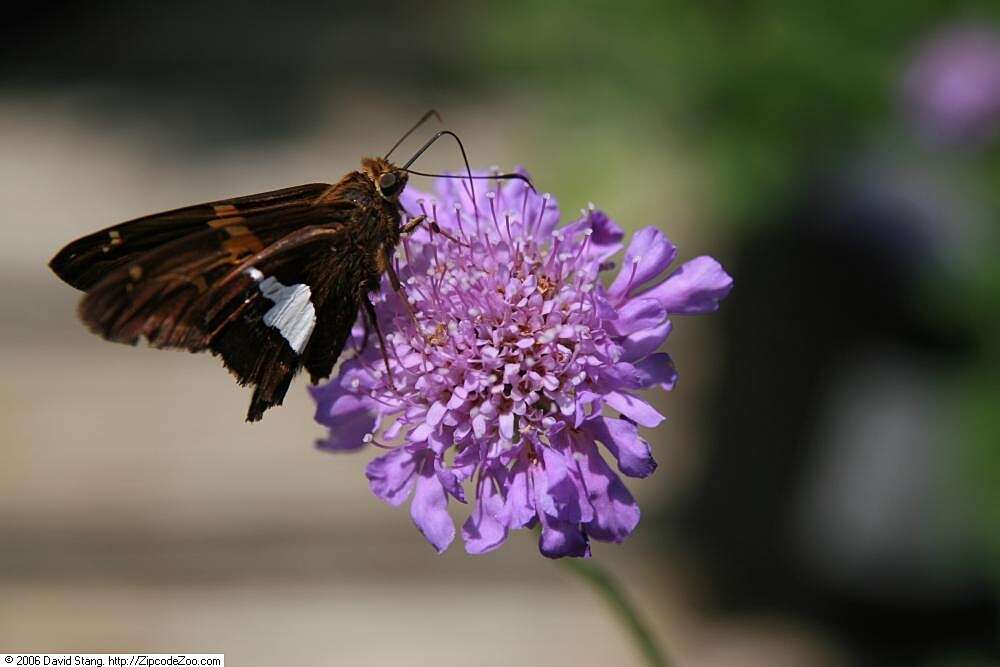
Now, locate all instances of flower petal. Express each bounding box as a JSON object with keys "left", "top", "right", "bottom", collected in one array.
[
  {"left": 365, "top": 447, "right": 418, "bottom": 507},
  {"left": 462, "top": 475, "right": 508, "bottom": 555},
  {"left": 584, "top": 416, "right": 657, "bottom": 478},
  {"left": 537, "top": 515, "right": 591, "bottom": 558},
  {"left": 426, "top": 400, "right": 447, "bottom": 427},
  {"left": 575, "top": 437, "right": 641, "bottom": 543},
  {"left": 605, "top": 391, "right": 665, "bottom": 428},
  {"left": 410, "top": 462, "right": 455, "bottom": 553},
  {"left": 310, "top": 372, "right": 378, "bottom": 451},
  {"left": 607, "top": 227, "right": 678, "bottom": 300},
  {"left": 435, "top": 459, "right": 467, "bottom": 503},
  {"left": 634, "top": 353, "right": 678, "bottom": 391},
  {"left": 544, "top": 434, "right": 593, "bottom": 523},
  {"left": 641, "top": 255, "right": 733, "bottom": 314},
  {"left": 314, "top": 408, "right": 376, "bottom": 453},
  {"left": 619, "top": 320, "right": 672, "bottom": 362},
  {"left": 499, "top": 412, "right": 516, "bottom": 440},
  {"left": 532, "top": 463, "right": 590, "bottom": 558},
  {"left": 605, "top": 298, "right": 667, "bottom": 337},
  {"left": 501, "top": 458, "right": 536, "bottom": 529},
  {"left": 584, "top": 209, "right": 625, "bottom": 261},
  {"left": 562, "top": 208, "right": 625, "bottom": 262}
]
